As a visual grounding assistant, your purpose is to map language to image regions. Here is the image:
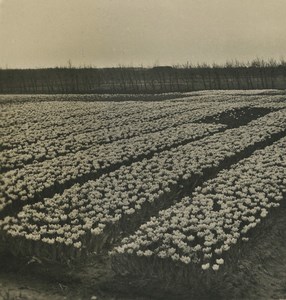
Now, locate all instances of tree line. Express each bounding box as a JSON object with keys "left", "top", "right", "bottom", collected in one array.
[{"left": 0, "top": 58, "right": 285, "bottom": 94}]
